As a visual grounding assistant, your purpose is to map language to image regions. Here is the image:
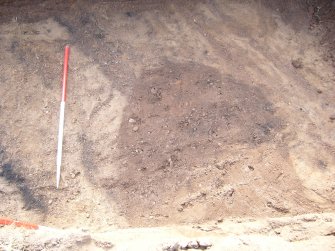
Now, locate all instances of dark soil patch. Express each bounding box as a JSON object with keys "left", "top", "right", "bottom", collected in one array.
[{"left": 109, "top": 61, "right": 284, "bottom": 223}]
